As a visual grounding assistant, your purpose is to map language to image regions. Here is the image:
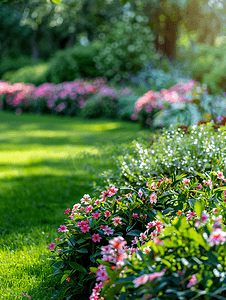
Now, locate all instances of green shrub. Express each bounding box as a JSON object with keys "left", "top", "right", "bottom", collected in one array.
[
  {"left": 81, "top": 95, "right": 118, "bottom": 119},
  {"left": 0, "top": 56, "right": 36, "bottom": 78},
  {"left": 9, "top": 63, "right": 51, "bottom": 86},
  {"left": 116, "top": 94, "right": 139, "bottom": 121},
  {"left": 49, "top": 42, "right": 101, "bottom": 84}
]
